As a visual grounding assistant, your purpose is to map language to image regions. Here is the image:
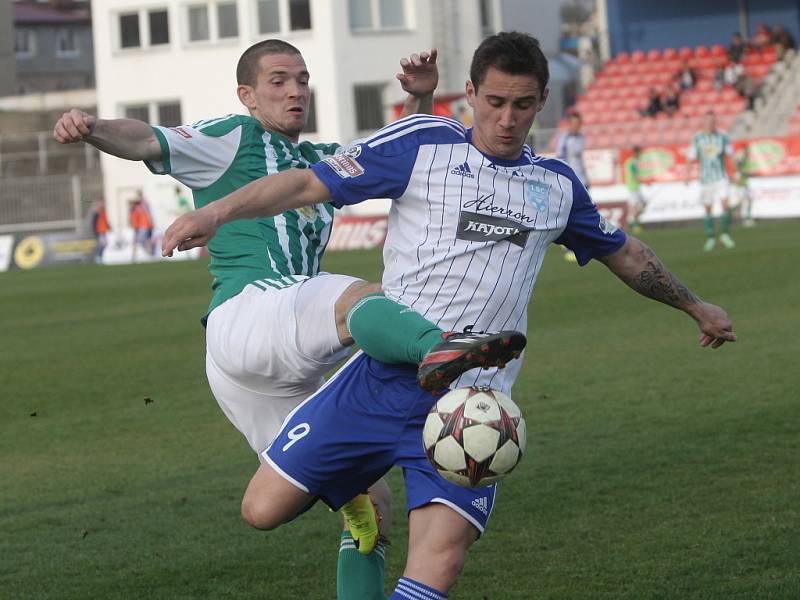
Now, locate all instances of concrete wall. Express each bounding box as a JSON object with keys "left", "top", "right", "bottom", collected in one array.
[{"left": 0, "top": 1, "right": 16, "bottom": 97}]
